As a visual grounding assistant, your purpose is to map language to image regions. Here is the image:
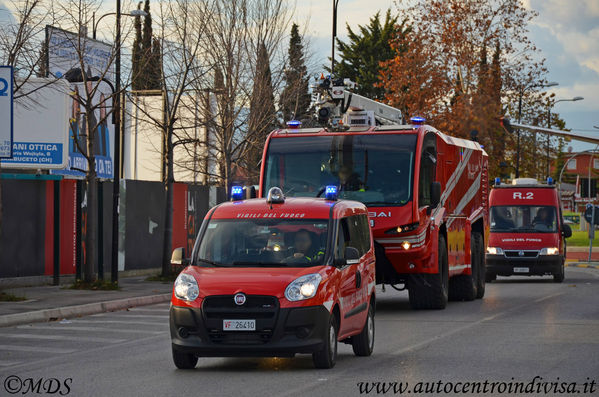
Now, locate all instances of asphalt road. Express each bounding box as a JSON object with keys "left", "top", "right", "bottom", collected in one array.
[{"left": 1, "top": 267, "right": 598, "bottom": 397}]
